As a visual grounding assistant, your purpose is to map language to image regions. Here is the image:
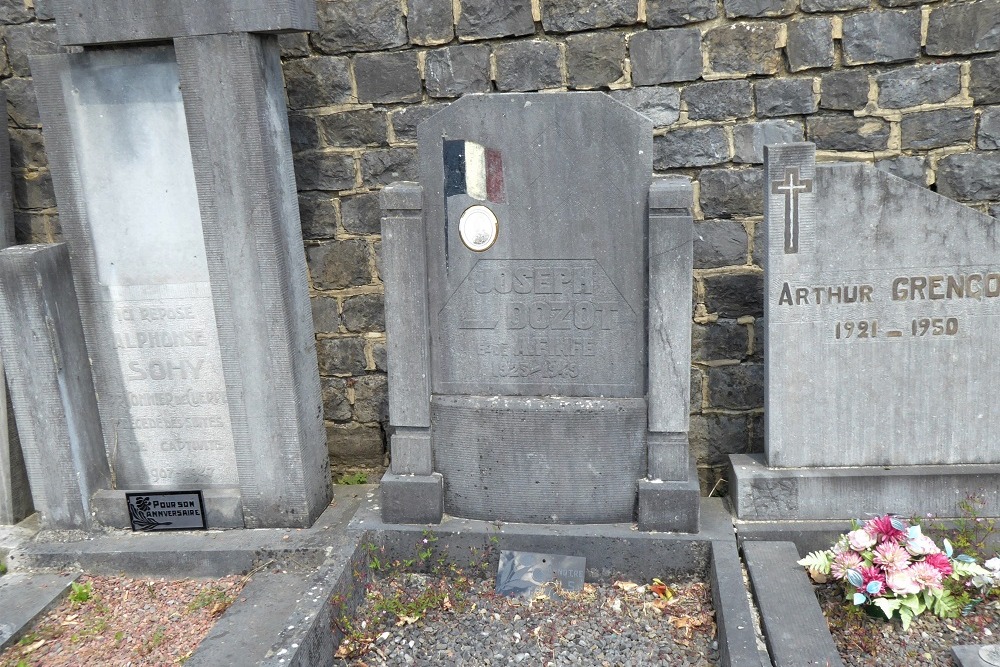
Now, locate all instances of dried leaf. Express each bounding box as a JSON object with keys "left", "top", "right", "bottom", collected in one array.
[
  {"left": 396, "top": 615, "right": 419, "bottom": 626},
  {"left": 22, "top": 639, "right": 46, "bottom": 654}
]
